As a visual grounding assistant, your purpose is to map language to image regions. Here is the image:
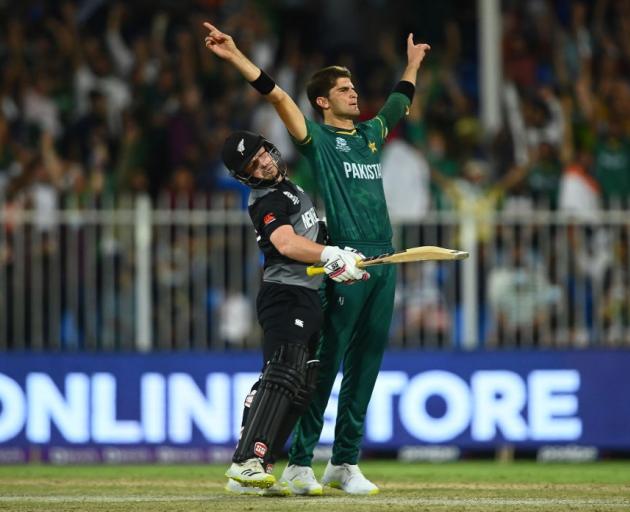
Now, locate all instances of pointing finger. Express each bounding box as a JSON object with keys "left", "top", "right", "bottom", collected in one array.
[{"left": 203, "top": 21, "right": 217, "bottom": 33}]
